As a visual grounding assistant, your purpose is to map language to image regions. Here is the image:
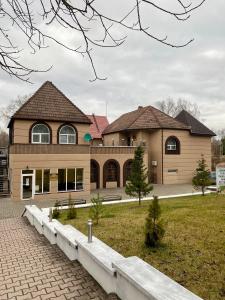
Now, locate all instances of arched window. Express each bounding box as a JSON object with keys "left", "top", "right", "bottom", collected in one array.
[
  {"left": 90, "top": 160, "right": 100, "bottom": 189},
  {"left": 123, "top": 159, "right": 133, "bottom": 186},
  {"left": 31, "top": 124, "right": 50, "bottom": 144},
  {"left": 103, "top": 159, "right": 120, "bottom": 188},
  {"left": 59, "top": 125, "right": 76, "bottom": 144},
  {"left": 165, "top": 136, "right": 180, "bottom": 154}
]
